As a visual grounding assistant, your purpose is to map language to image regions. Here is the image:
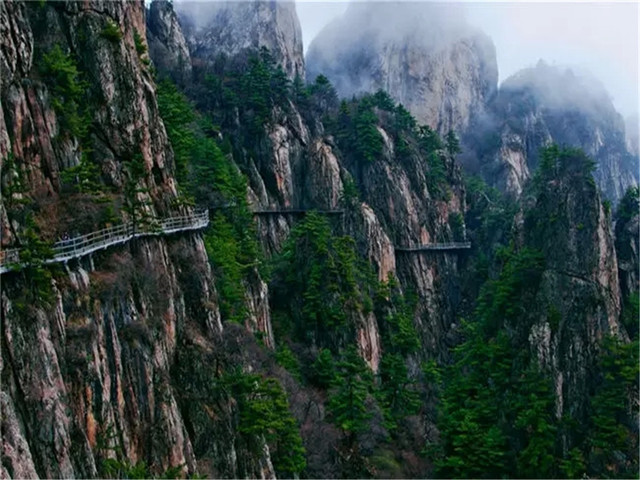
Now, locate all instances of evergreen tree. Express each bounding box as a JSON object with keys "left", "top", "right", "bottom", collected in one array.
[
  {"left": 273, "top": 213, "right": 375, "bottom": 349},
  {"left": 376, "top": 353, "right": 420, "bottom": 431},
  {"left": 309, "top": 74, "right": 338, "bottom": 115},
  {"left": 40, "top": 44, "right": 89, "bottom": 140},
  {"left": 617, "top": 186, "right": 639, "bottom": 222},
  {"left": 60, "top": 152, "right": 103, "bottom": 195},
  {"left": 354, "top": 101, "right": 383, "bottom": 163},
  {"left": 444, "top": 130, "right": 461, "bottom": 155},
  {"left": 328, "top": 346, "right": 373, "bottom": 442},
  {"left": 418, "top": 125, "right": 443, "bottom": 153},
  {"left": 587, "top": 336, "right": 639, "bottom": 477},
  {"left": 311, "top": 348, "right": 337, "bottom": 389}
]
